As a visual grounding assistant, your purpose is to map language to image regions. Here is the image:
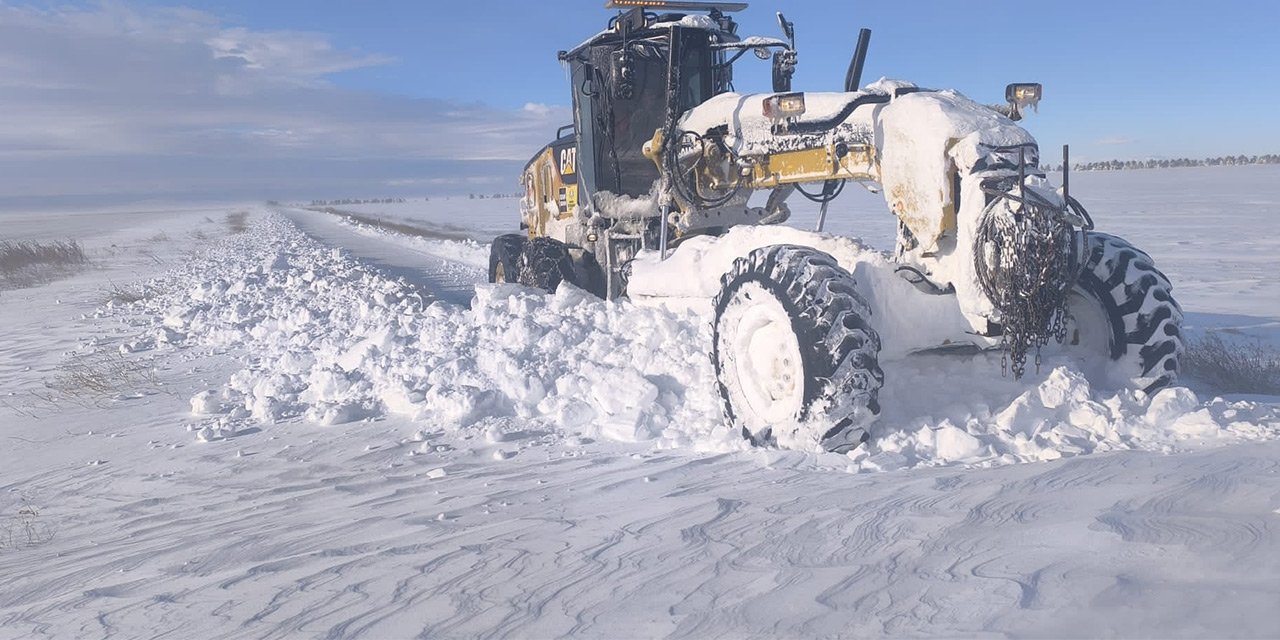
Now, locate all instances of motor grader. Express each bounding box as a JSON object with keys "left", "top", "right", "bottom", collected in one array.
[{"left": 489, "top": 0, "right": 1184, "bottom": 452}]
